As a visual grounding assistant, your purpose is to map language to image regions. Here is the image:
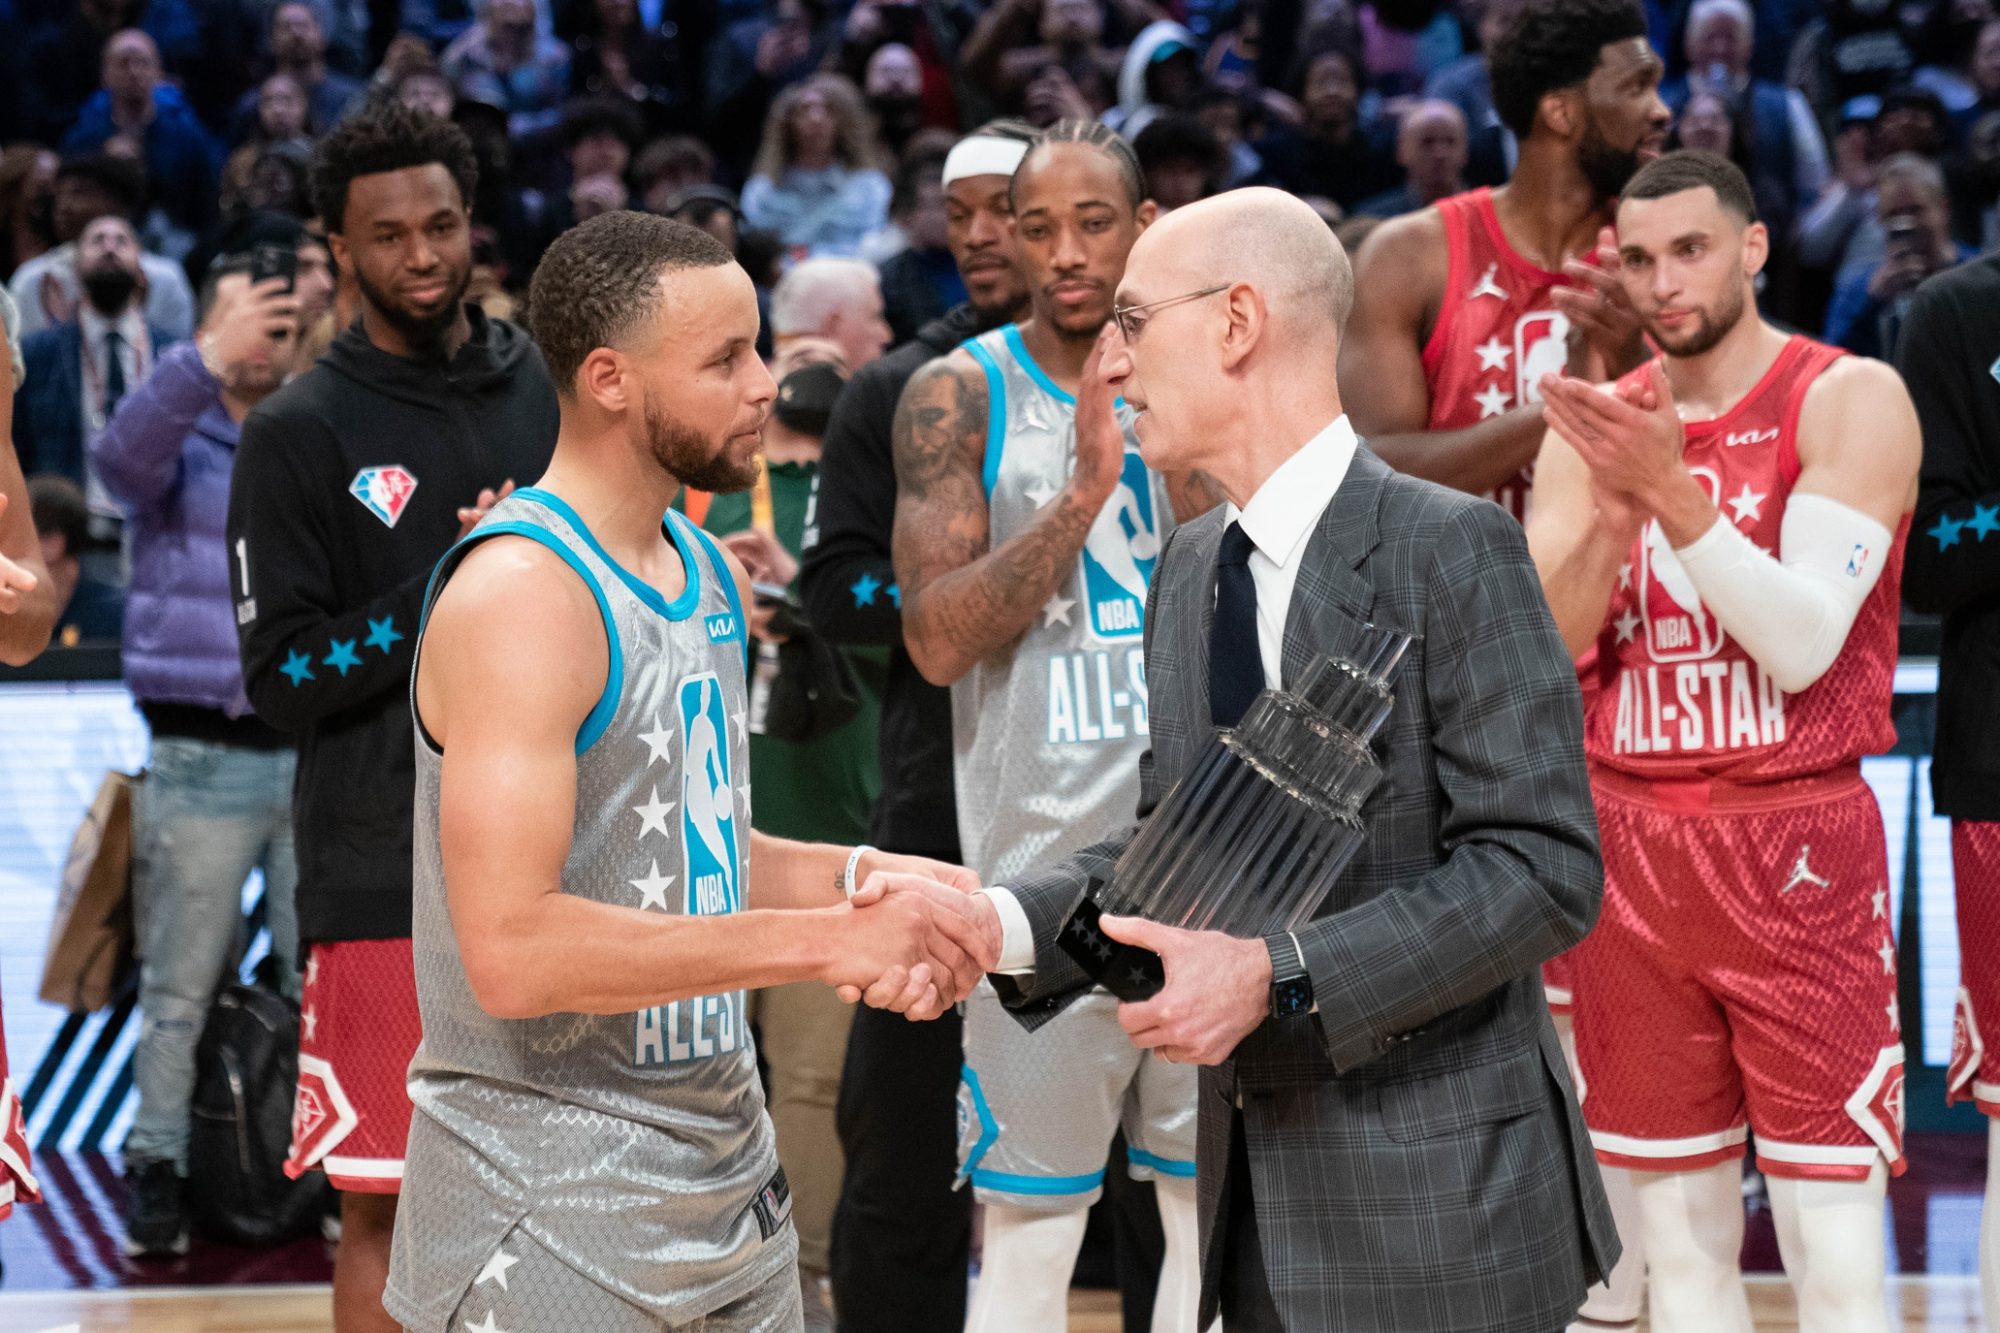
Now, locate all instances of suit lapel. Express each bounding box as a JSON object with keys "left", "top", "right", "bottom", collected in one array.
[
  {"left": 1279, "top": 445, "right": 1387, "bottom": 689},
  {"left": 1181, "top": 513, "right": 1227, "bottom": 740}
]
